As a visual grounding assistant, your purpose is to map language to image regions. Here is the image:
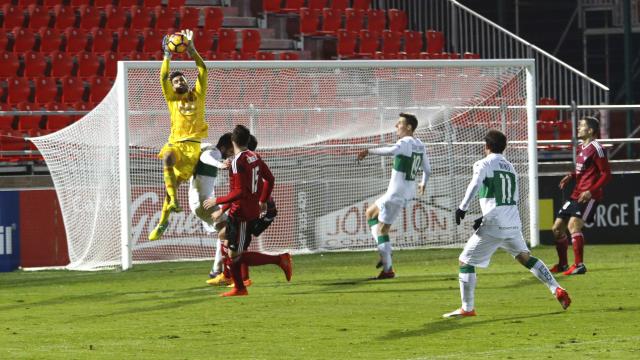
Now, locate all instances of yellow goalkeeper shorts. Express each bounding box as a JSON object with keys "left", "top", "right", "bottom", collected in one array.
[{"left": 158, "top": 141, "right": 201, "bottom": 182}]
